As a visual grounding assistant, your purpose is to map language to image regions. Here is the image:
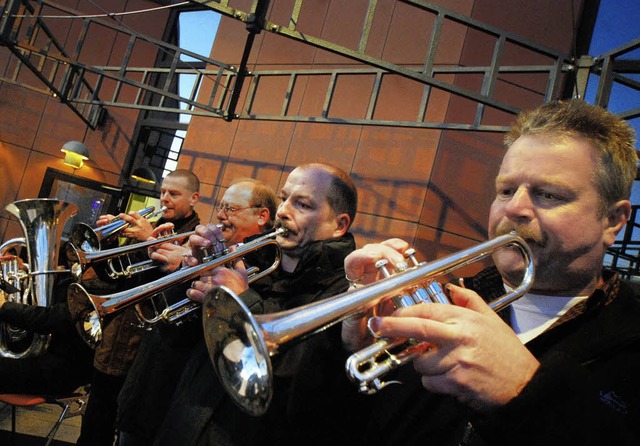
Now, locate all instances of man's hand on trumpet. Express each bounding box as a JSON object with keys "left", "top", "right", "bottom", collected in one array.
[
  {"left": 340, "top": 238, "right": 540, "bottom": 411},
  {"left": 96, "top": 211, "right": 155, "bottom": 241},
  {"left": 341, "top": 238, "right": 412, "bottom": 352},
  {"left": 368, "top": 284, "right": 540, "bottom": 411},
  {"left": 118, "top": 211, "right": 155, "bottom": 241},
  {"left": 147, "top": 223, "right": 188, "bottom": 273},
  {"left": 95, "top": 213, "right": 116, "bottom": 228},
  {"left": 183, "top": 224, "right": 249, "bottom": 303}
]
